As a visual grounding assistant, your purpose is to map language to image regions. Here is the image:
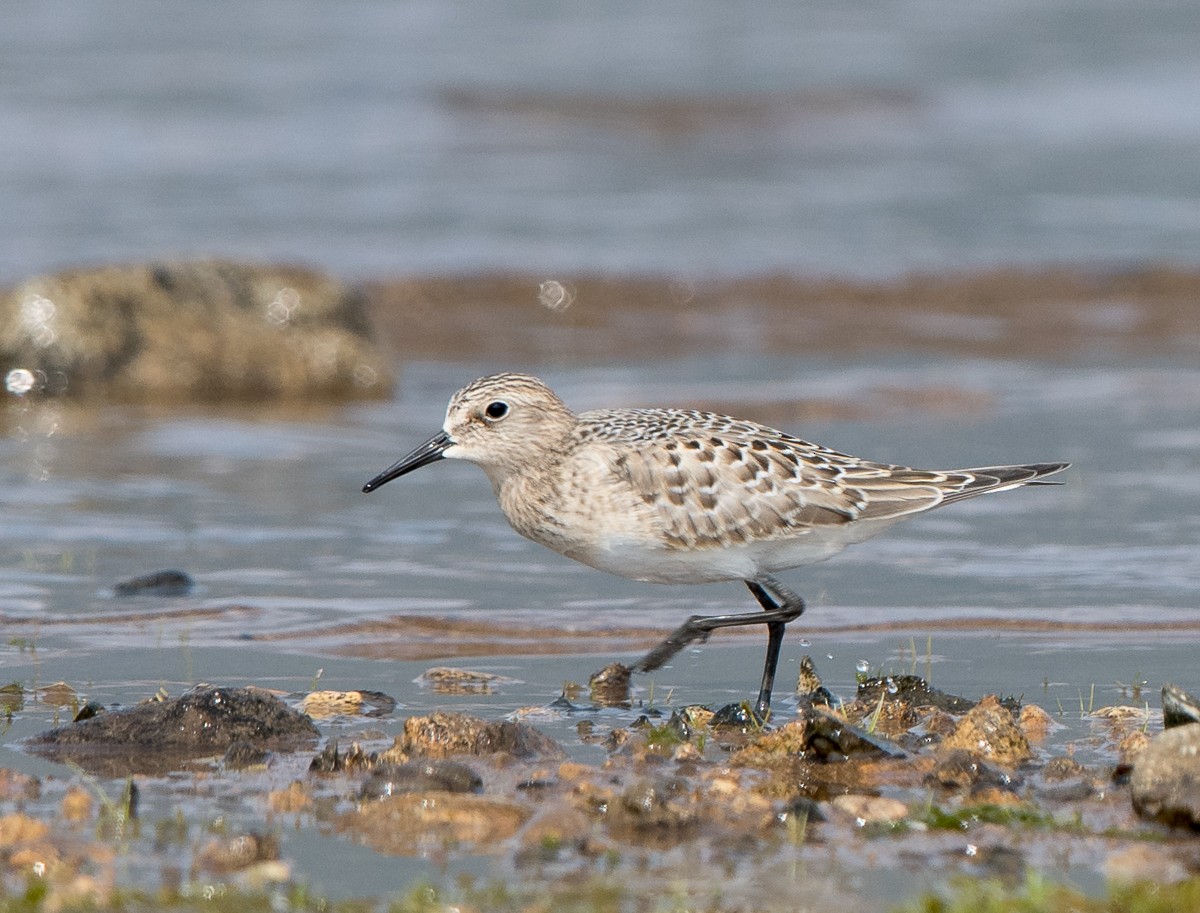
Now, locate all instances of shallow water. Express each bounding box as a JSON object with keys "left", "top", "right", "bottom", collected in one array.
[
  {"left": 2, "top": 353, "right": 1199, "bottom": 904},
  {"left": 3, "top": 354, "right": 1198, "bottom": 650},
  {"left": 2, "top": 1, "right": 1199, "bottom": 281}
]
